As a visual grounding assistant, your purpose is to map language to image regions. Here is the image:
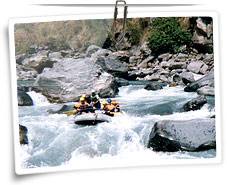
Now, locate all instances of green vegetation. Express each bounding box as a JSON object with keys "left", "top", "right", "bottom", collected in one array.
[{"left": 148, "top": 17, "right": 192, "bottom": 55}]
